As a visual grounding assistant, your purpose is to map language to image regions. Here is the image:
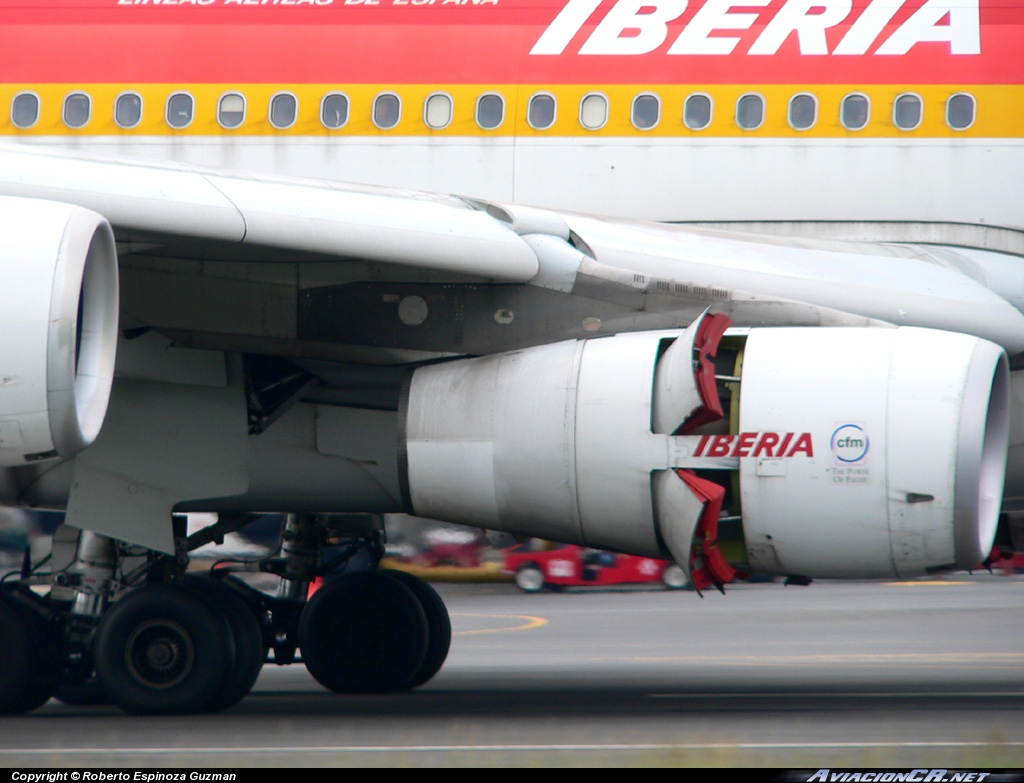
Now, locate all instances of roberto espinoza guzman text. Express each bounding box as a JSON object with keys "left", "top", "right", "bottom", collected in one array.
[{"left": 13, "top": 774, "right": 237, "bottom": 782}]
